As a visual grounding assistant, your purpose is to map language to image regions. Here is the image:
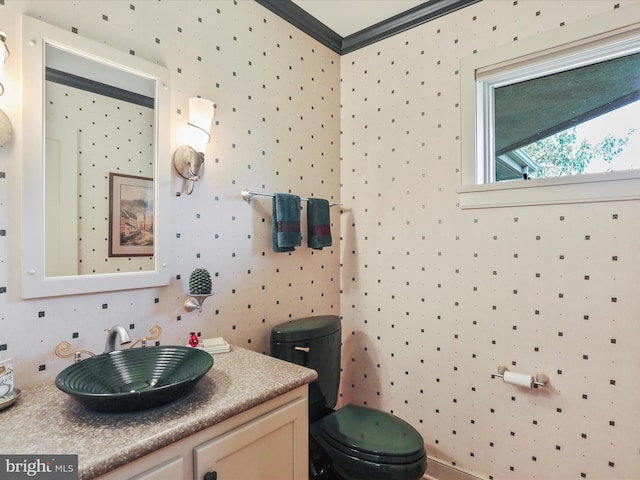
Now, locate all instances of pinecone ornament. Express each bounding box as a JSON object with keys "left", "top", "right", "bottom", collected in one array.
[{"left": 189, "top": 268, "right": 212, "bottom": 295}]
